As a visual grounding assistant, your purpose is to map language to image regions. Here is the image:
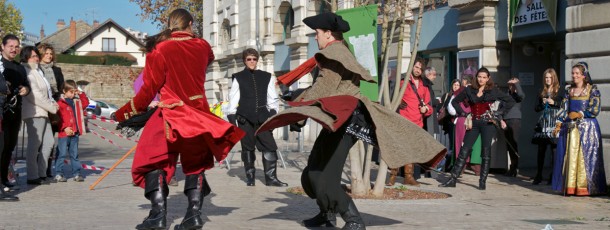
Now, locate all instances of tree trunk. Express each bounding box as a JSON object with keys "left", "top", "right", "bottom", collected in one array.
[
  {"left": 372, "top": 0, "right": 426, "bottom": 198},
  {"left": 349, "top": 140, "right": 367, "bottom": 196}
]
